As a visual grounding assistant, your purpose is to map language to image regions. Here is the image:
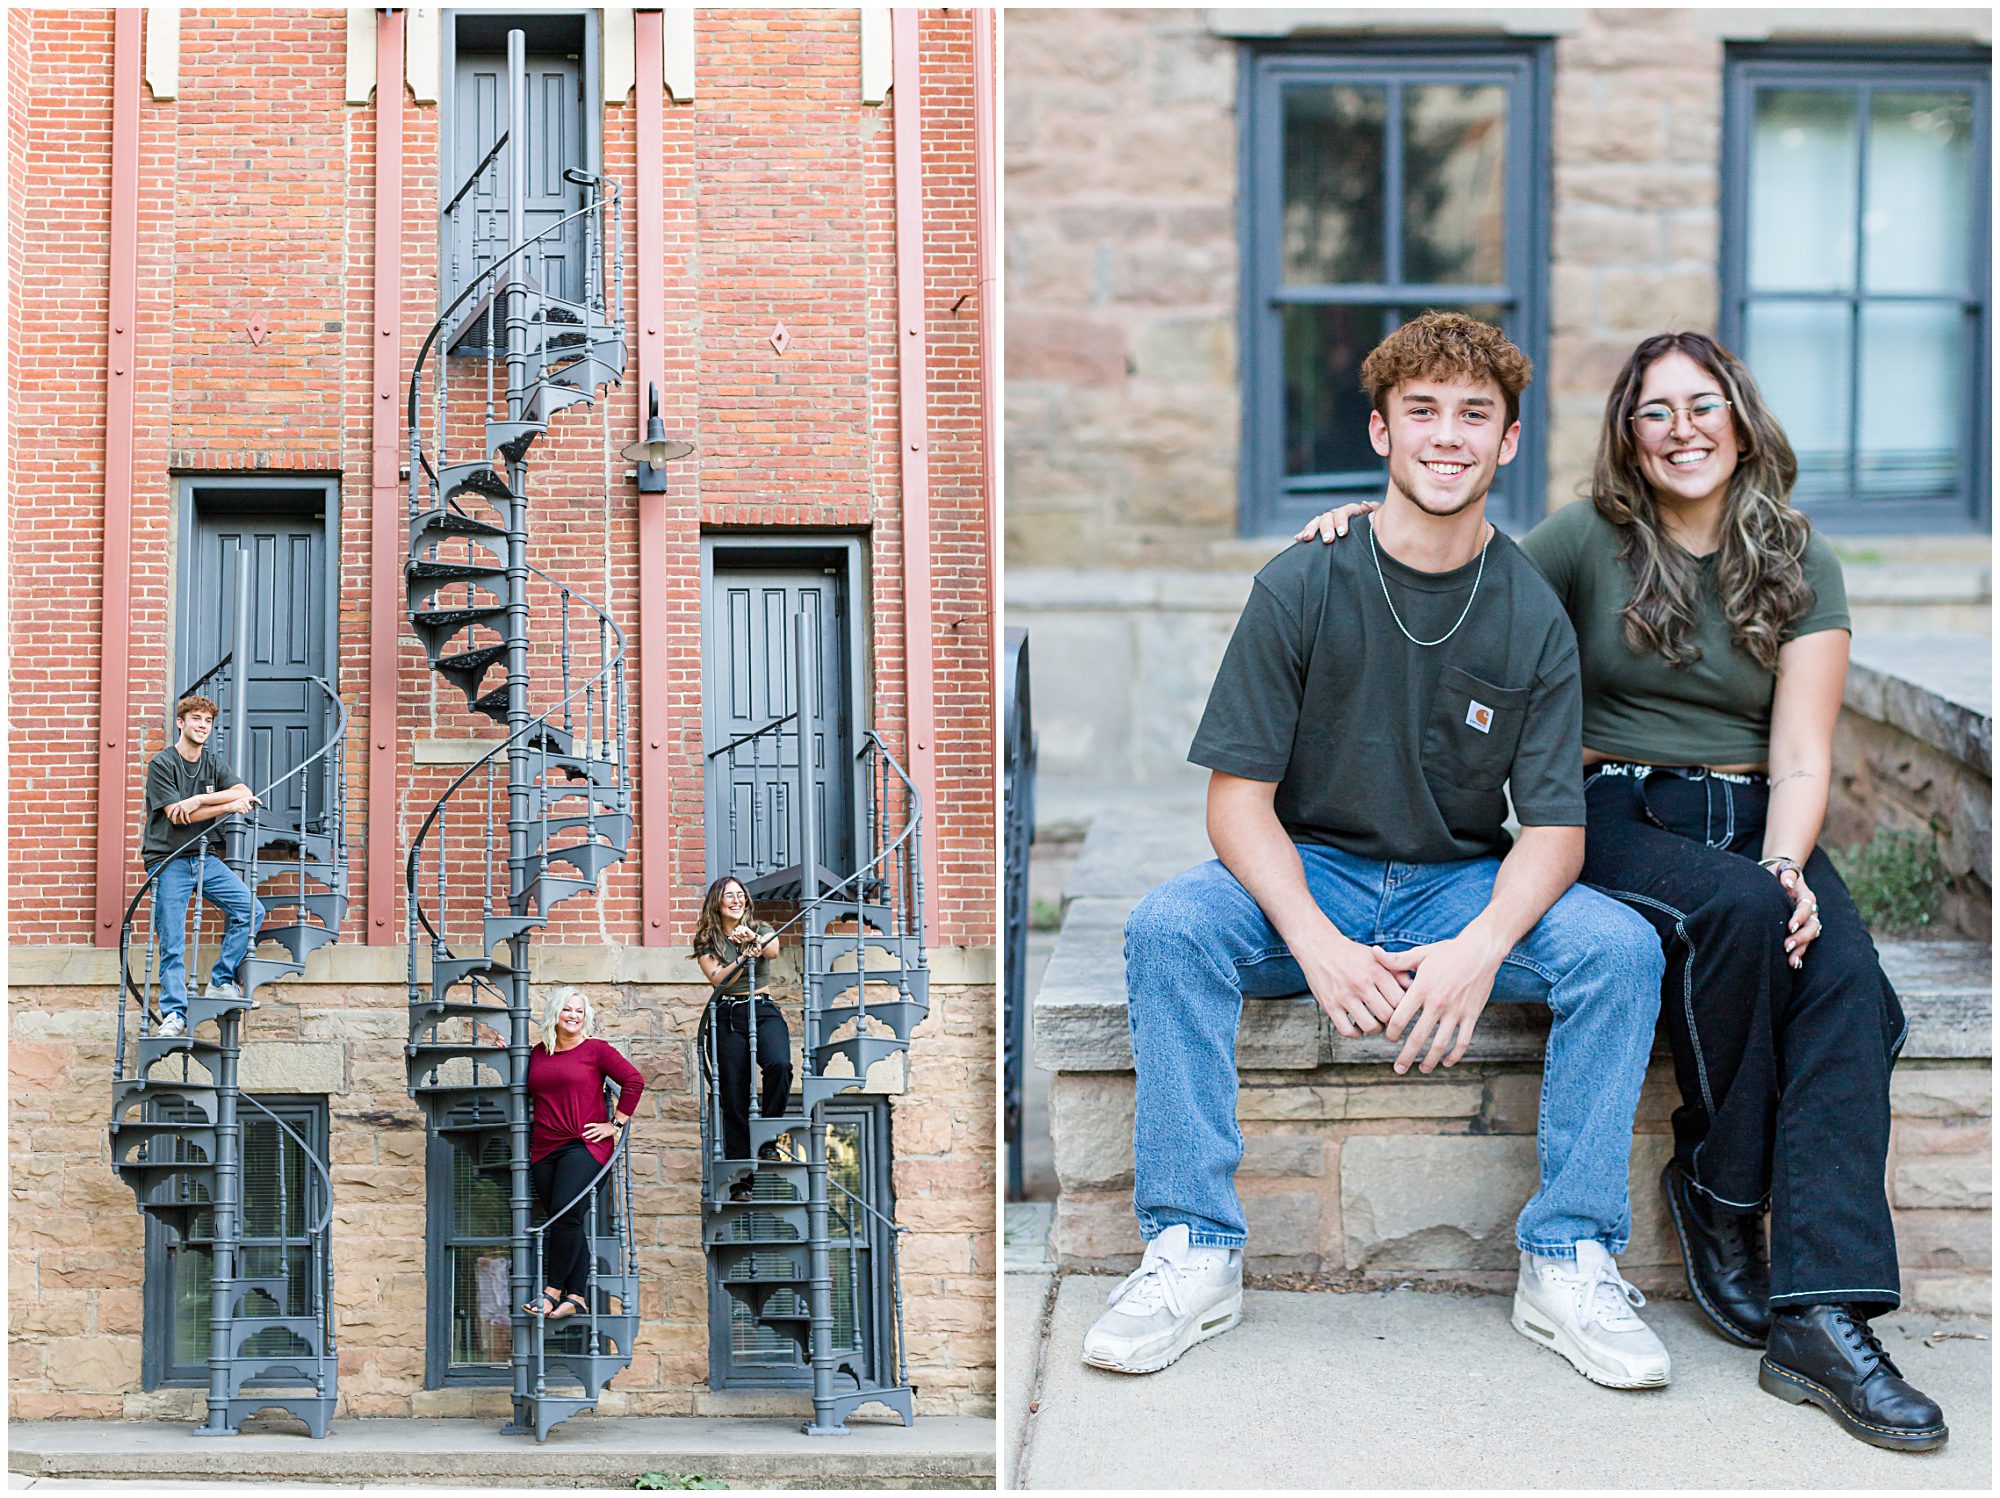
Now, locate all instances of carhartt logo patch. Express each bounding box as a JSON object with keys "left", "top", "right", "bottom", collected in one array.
[{"left": 1466, "top": 701, "right": 1494, "bottom": 734}]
